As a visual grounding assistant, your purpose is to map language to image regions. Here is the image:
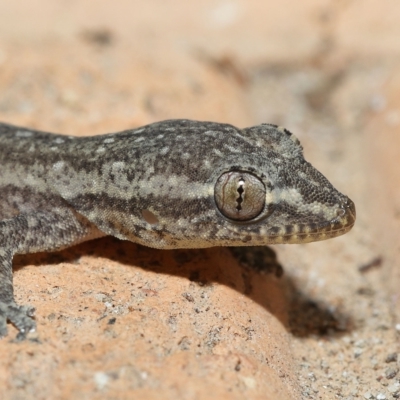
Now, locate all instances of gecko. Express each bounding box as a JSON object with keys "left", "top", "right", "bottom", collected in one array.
[{"left": 0, "top": 119, "right": 356, "bottom": 340}]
